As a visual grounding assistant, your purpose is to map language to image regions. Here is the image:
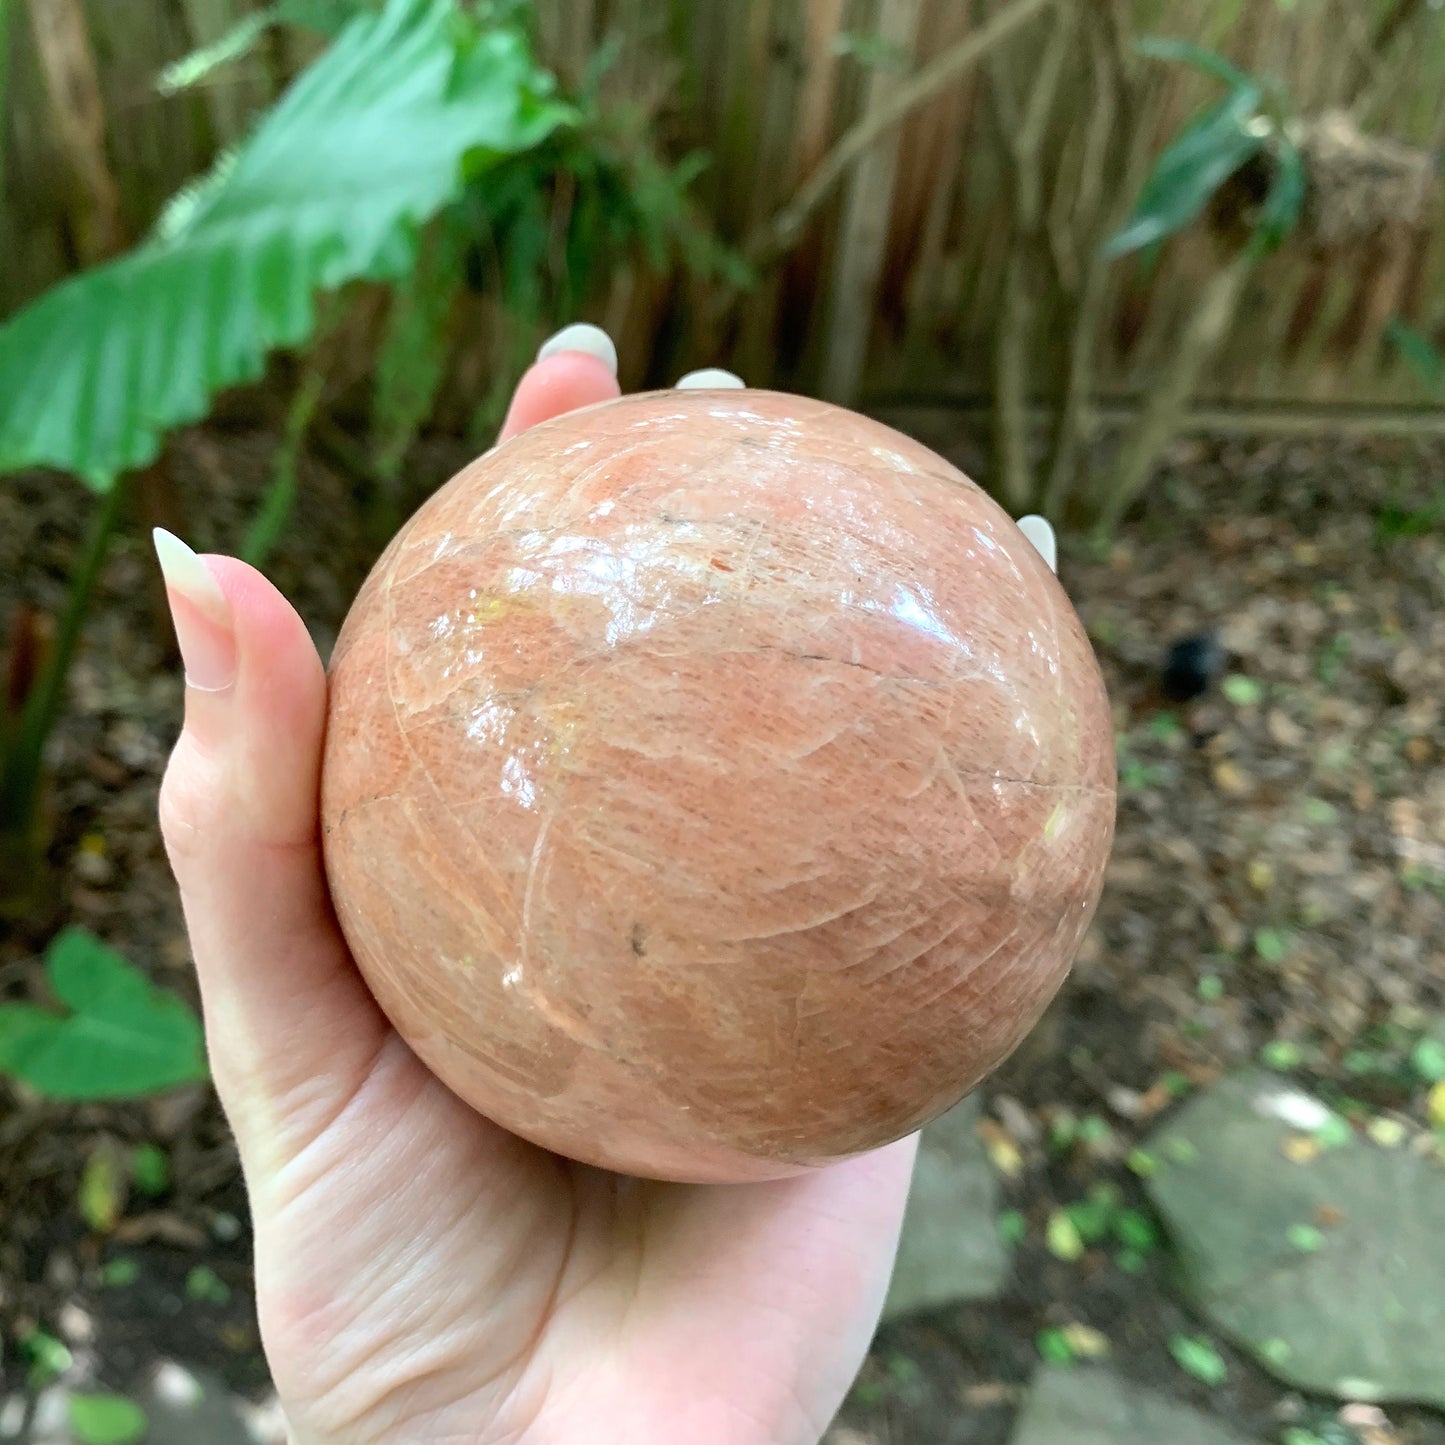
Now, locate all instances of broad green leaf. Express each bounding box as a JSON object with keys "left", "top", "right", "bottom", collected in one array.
[
  {"left": 1387, "top": 318, "right": 1445, "bottom": 394},
  {"left": 1135, "top": 35, "right": 1255, "bottom": 91},
  {"left": 0, "top": 0, "right": 570, "bottom": 490},
  {"left": 1106, "top": 87, "right": 1265, "bottom": 257},
  {"left": 0, "top": 928, "right": 206, "bottom": 1099},
  {"left": 68, "top": 1393, "right": 147, "bottom": 1445}
]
